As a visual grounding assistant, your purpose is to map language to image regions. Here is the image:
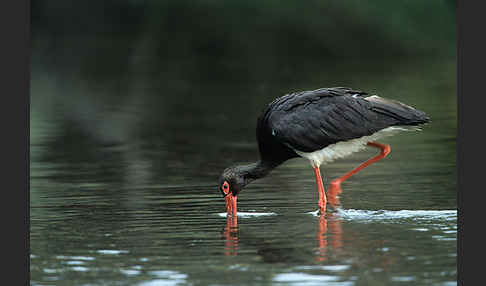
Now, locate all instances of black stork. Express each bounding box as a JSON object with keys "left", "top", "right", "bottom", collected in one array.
[{"left": 219, "top": 87, "right": 429, "bottom": 216}]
